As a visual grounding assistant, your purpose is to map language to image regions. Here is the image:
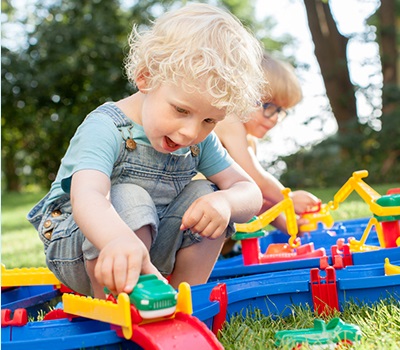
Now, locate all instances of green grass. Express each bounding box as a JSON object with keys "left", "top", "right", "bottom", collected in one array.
[
  {"left": 2, "top": 190, "right": 47, "bottom": 268},
  {"left": 2, "top": 183, "right": 399, "bottom": 348},
  {"left": 220, "top": 299, "right": 400, "bottom": 349}
]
